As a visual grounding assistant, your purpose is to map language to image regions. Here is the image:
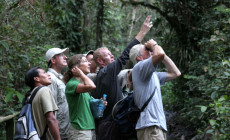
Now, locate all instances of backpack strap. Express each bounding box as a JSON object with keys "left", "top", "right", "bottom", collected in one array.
[
  {"left": 28, "top": 86, "right": 44, "bottom": 104},
  {"left": 140, "top": 87, "right": 156, "bottom": 111},
  {"left": 28, "top": 86, "right": 48, "bottom": 139}
]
